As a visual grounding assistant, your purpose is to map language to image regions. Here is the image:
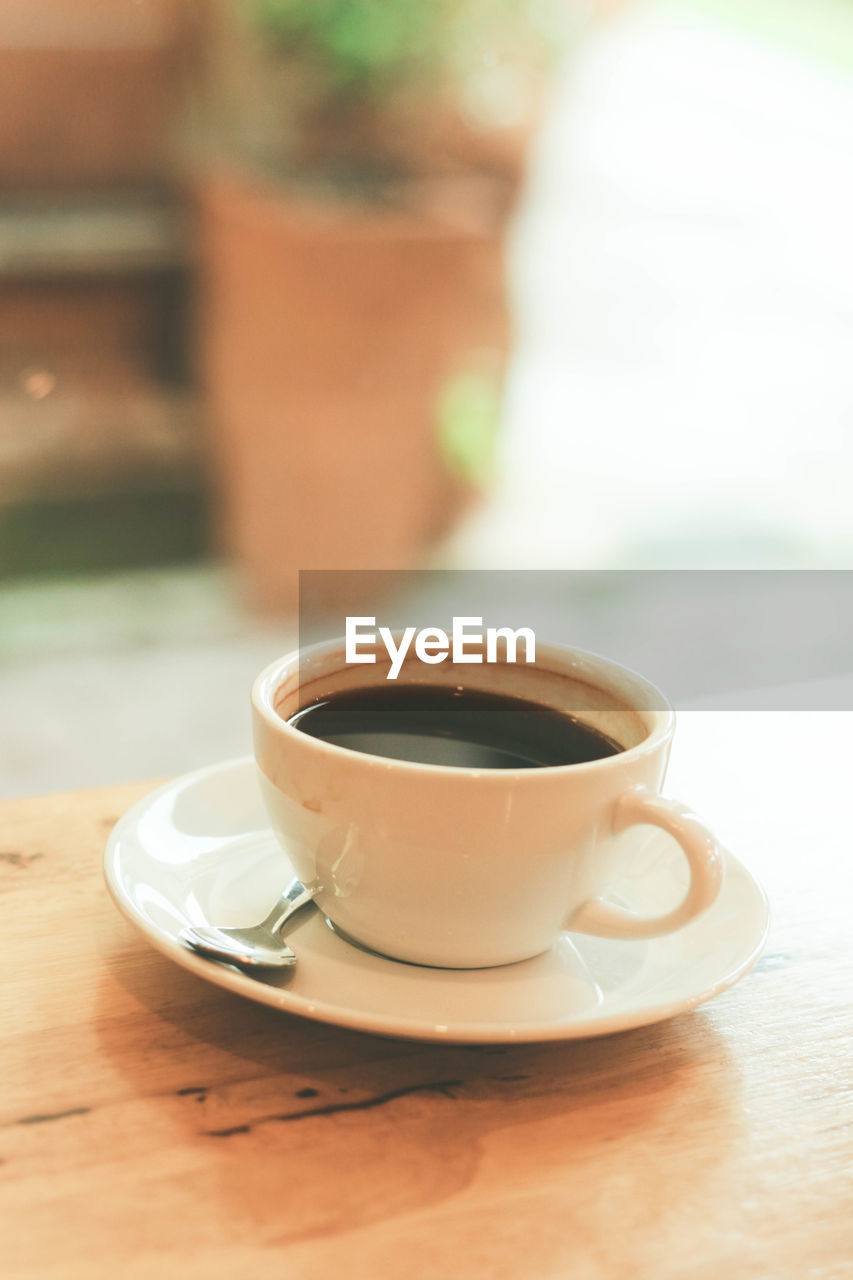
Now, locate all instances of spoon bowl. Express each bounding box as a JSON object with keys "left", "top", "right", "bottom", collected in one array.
[{"left": 179, "top": 876, "right": 314, "bottom": 968}]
